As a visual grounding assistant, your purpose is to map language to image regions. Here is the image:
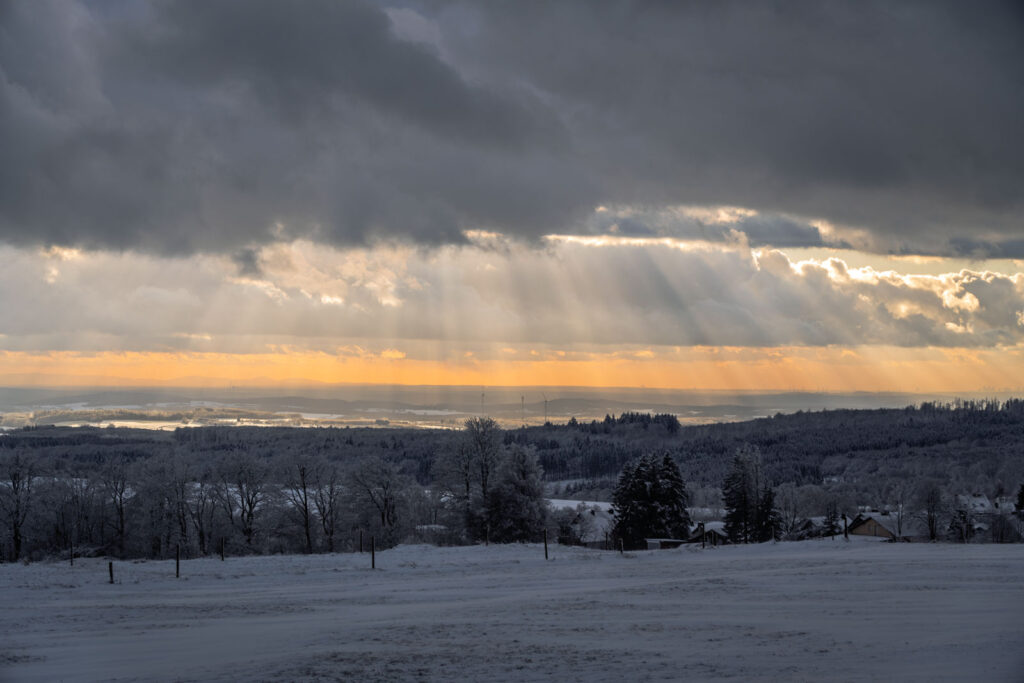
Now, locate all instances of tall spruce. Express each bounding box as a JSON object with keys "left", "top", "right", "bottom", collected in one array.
[
  {"left": 611, "top": 453, "right": 691, "bottom": 549},
  {"left": 756, "top": 486, "right": 780, "bottom": 542},
  {"left": 723, "top": 446, "right": 777, "bottom": 543}
]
